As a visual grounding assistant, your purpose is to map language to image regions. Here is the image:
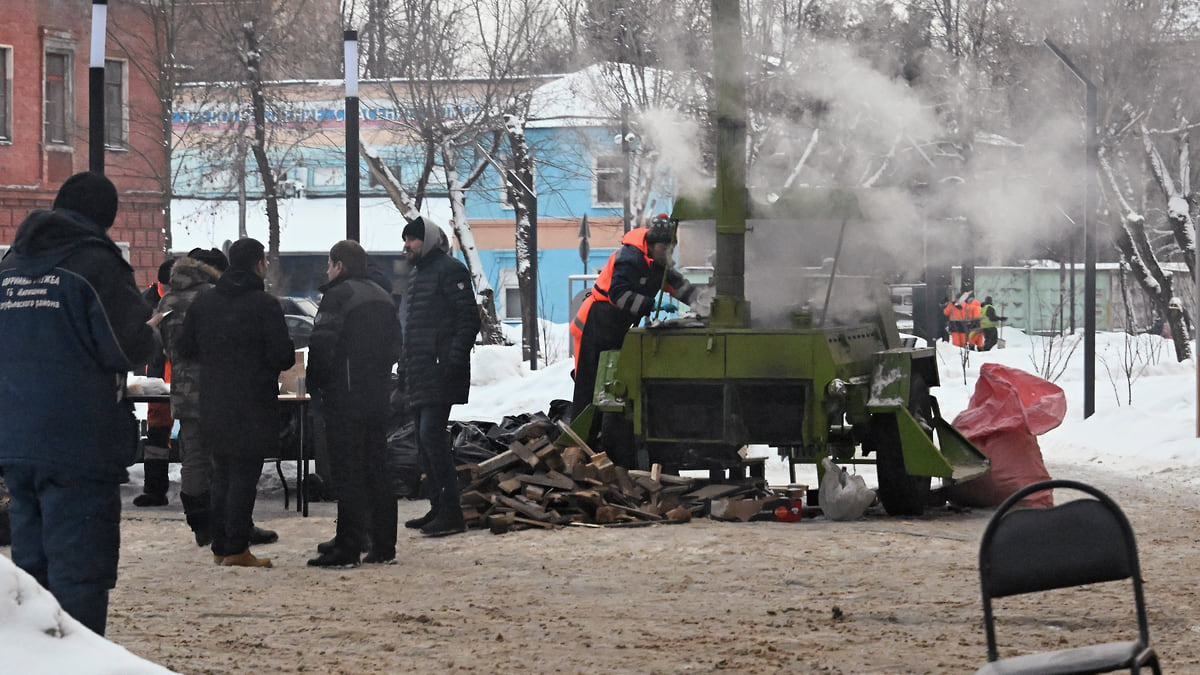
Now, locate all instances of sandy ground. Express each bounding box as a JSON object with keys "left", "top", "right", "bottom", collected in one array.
[{"left": 8, "top": 461, "right": 1200, "bottom": 674}]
